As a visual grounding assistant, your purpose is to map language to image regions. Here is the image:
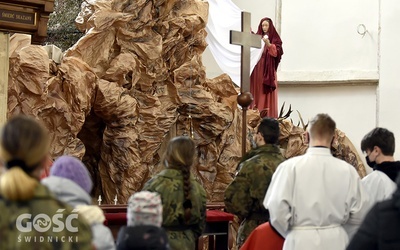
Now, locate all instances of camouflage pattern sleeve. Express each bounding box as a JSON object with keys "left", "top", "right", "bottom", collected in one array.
[
  {"left": 142, "top": 177, "right": 157, "bottom": 192},
  {"left": 249, "top": 159, "right": 274, "bottom": 208},
  {"left": 236, "top": 149, "right": 257, "bottom": 171},
  {"left": 224, "top": 161, "right": 254, "bottom": 220},
  {"left": 191, "top": 182, "right": 207, "bottom": 238}
]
